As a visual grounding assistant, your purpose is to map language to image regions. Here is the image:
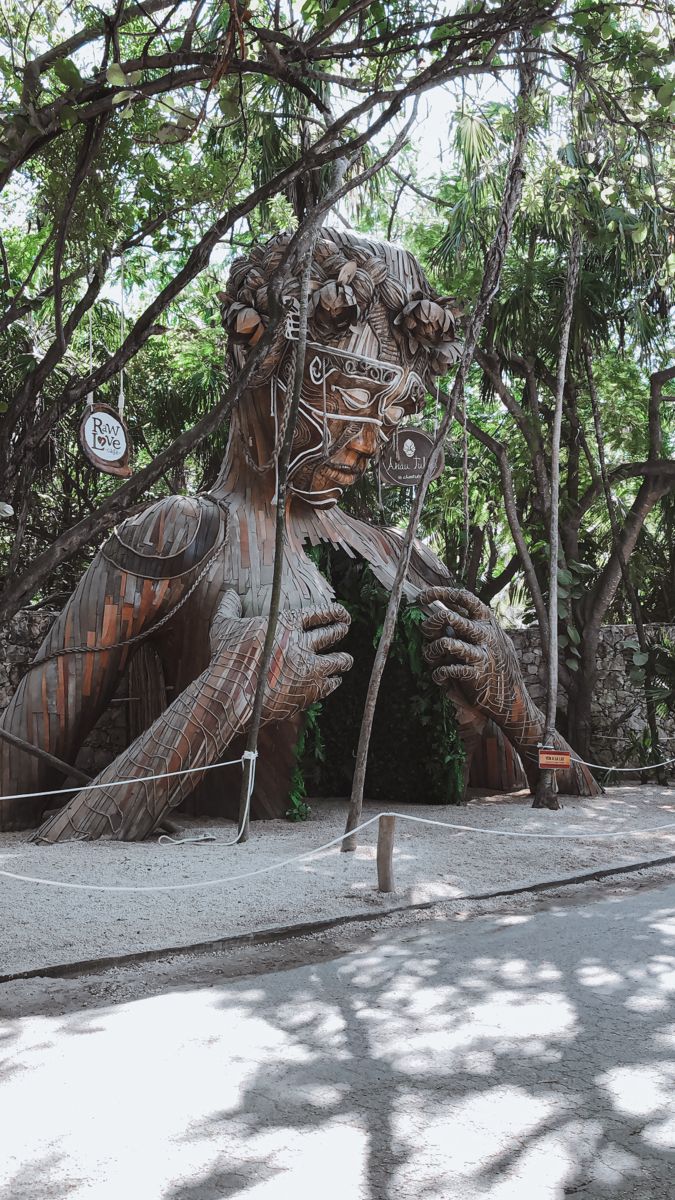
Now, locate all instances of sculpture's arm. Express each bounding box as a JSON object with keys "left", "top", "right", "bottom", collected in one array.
[
  {"left": 33, "top": 594, "right": 352, "bottom": 842},
  {"left": 418, "top": 586, "right": 600, "bottom": 797}
]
